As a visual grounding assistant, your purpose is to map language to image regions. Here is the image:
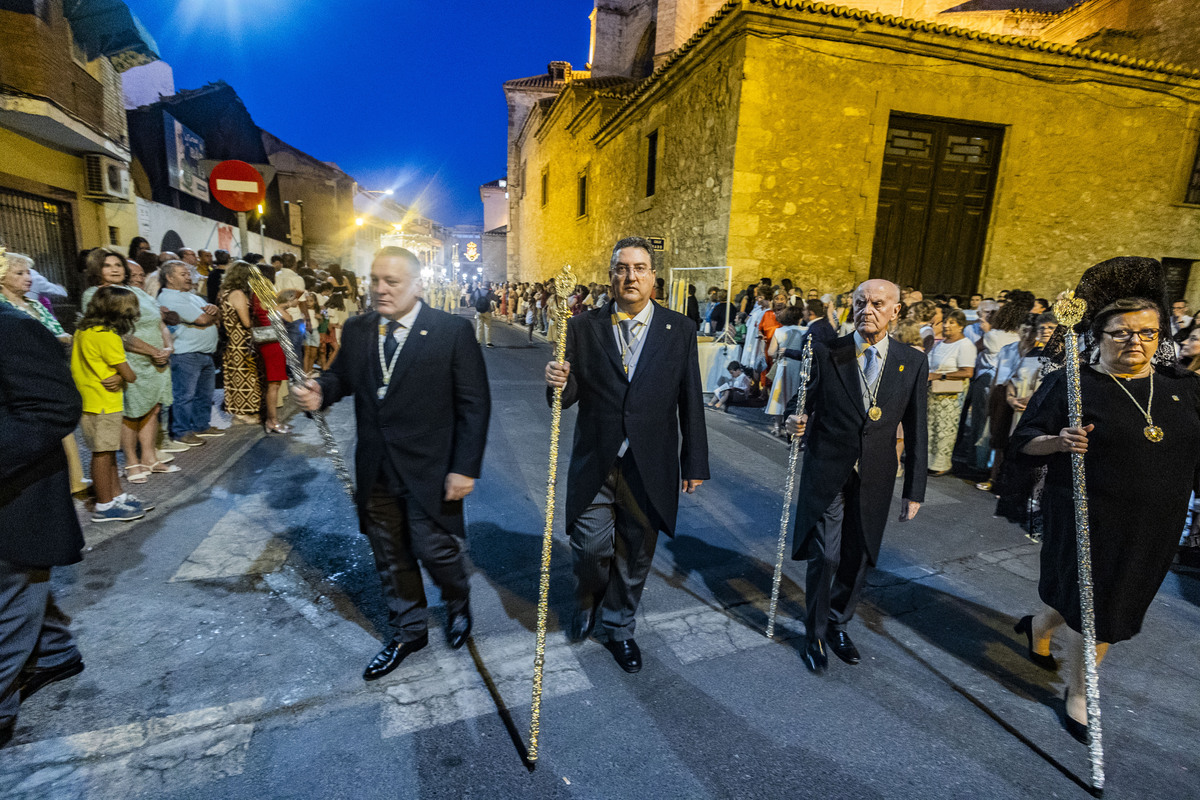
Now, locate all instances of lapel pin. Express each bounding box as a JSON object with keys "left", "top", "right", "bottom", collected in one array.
[
  {"left": 420, "top": 330, "right": 428, "bottom": 336},
  {"left": 665, "top": 324, "right": 672, "bottom": 330},
  {"left": 1172, "top": 394, "right": 1180, "bottom": 401},
  {"left": 899, "top": 365, "right": 905, "bottom": 372}
]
